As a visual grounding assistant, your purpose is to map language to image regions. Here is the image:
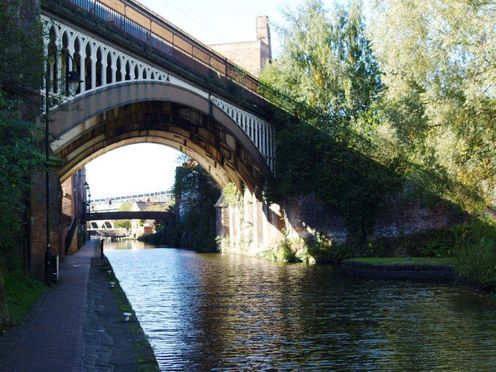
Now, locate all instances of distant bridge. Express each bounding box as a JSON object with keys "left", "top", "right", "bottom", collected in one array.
[
  {"left": 87, "top": 211, "right": 174, "bottom": 221},
  {"left": 92, "top": 191, "right": 170, "bottom": 204}
]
